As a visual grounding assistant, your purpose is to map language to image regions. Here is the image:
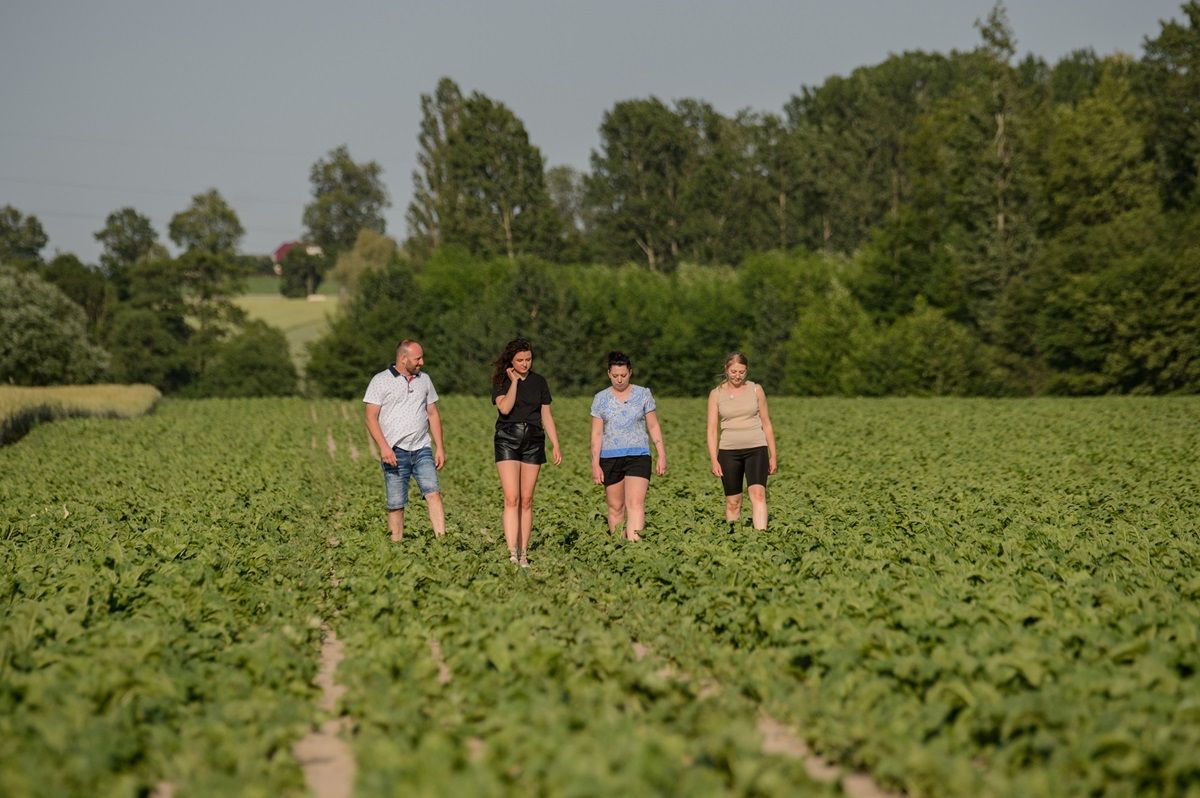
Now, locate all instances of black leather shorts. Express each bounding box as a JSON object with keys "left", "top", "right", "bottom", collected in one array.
[{"left": 494, "top": 422, "right": 546, "bottom": 464}]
